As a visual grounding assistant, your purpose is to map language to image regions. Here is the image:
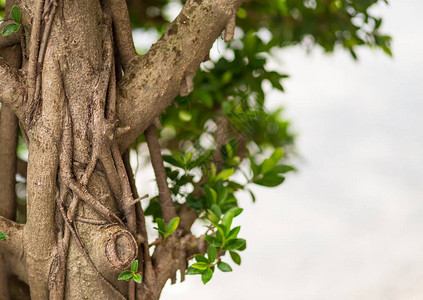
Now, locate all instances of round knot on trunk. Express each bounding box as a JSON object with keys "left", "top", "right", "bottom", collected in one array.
[{"left": 105, "top": 230, "right": 137, "bottom": 270}]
